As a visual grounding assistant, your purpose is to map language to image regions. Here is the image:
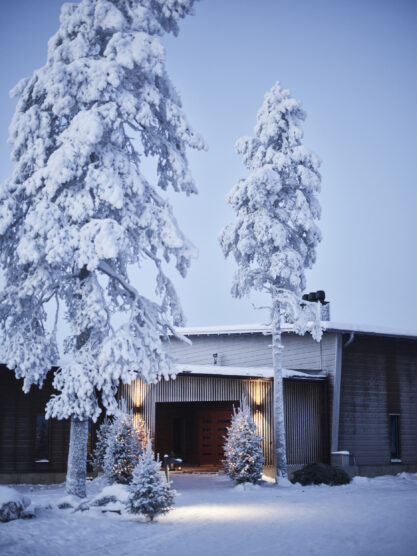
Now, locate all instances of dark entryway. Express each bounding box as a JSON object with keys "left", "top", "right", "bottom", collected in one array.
[{"left": 155, "top": 401, "right": 238, "bottom": 467}]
